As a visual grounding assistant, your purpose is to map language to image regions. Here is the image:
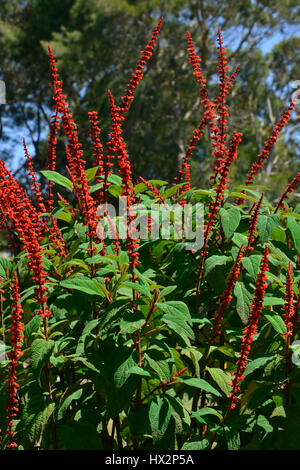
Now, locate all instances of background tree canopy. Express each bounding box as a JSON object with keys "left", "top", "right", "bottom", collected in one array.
[{"left": 0, "top": 0, "right": 300, "bottom": 202}]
